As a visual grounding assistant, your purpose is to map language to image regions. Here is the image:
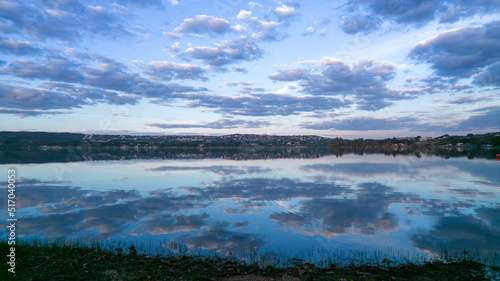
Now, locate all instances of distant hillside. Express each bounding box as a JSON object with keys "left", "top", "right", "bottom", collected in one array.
[
  {"left": 0, "top": 131, "right": 85, "bottom": 146},
  {"left": 0, "top": 131, "right": 498, "bottom": 148}
]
